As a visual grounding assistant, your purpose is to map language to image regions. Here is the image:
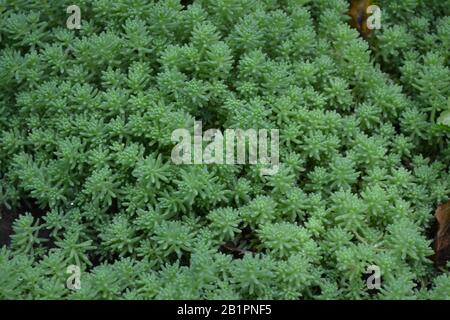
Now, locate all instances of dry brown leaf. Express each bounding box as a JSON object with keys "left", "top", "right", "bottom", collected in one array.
[{"left": 434, "top": 202, "right": 450, "bottom": 267}]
